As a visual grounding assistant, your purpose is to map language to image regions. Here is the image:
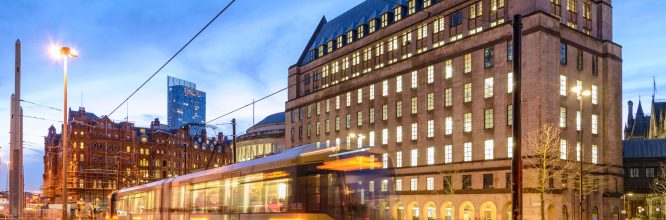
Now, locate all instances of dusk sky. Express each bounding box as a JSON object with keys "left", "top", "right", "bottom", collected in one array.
[{"left": 0, "top": 1, "right": 663, "bottom": 192}]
